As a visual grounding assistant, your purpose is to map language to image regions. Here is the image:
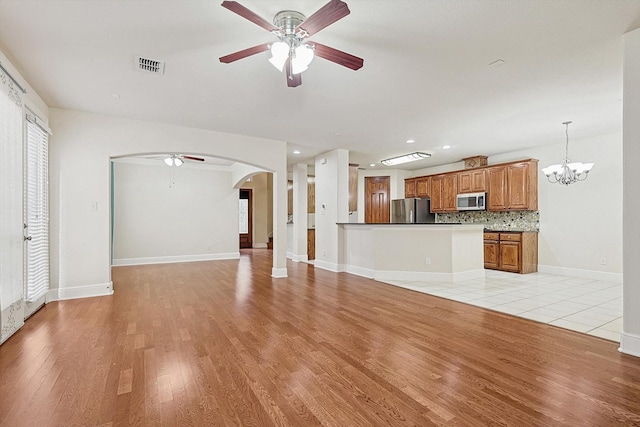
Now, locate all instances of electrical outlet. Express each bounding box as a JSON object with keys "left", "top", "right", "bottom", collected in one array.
[
  {"left": 600, "top": 257, "right": 607, "bottom": 265},
  {"left": 425, "top": 258, "right": 431, "bottom": 265}
]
